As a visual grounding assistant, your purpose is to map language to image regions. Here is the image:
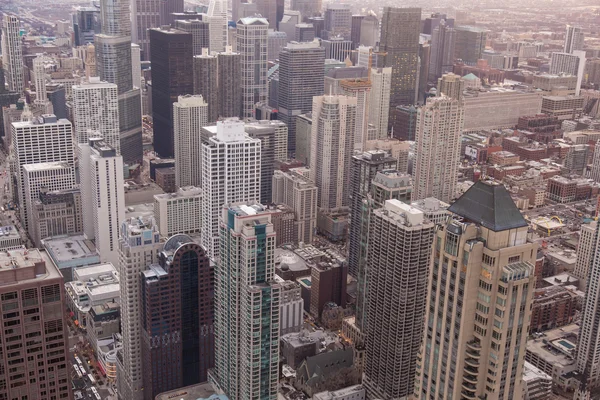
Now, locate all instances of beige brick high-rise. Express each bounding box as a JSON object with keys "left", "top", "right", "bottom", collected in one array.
[{"left": 414, "top": 181, "right": 537, "bottom": 400}]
